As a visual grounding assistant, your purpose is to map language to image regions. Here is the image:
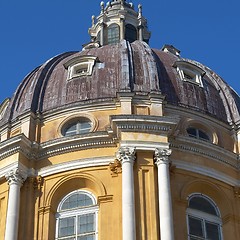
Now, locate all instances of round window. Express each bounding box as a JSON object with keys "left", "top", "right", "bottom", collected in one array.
[{"left": 62, "top": 117, "right": 92, "bottom": 137}]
